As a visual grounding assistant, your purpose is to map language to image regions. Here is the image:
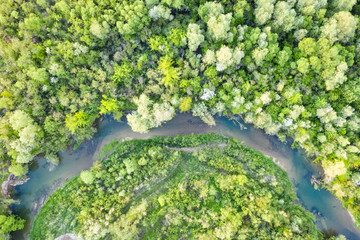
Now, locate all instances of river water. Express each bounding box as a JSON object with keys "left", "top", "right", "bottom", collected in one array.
[{"left": 12, "top": 114, "right": 360, "bottom": 239}]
